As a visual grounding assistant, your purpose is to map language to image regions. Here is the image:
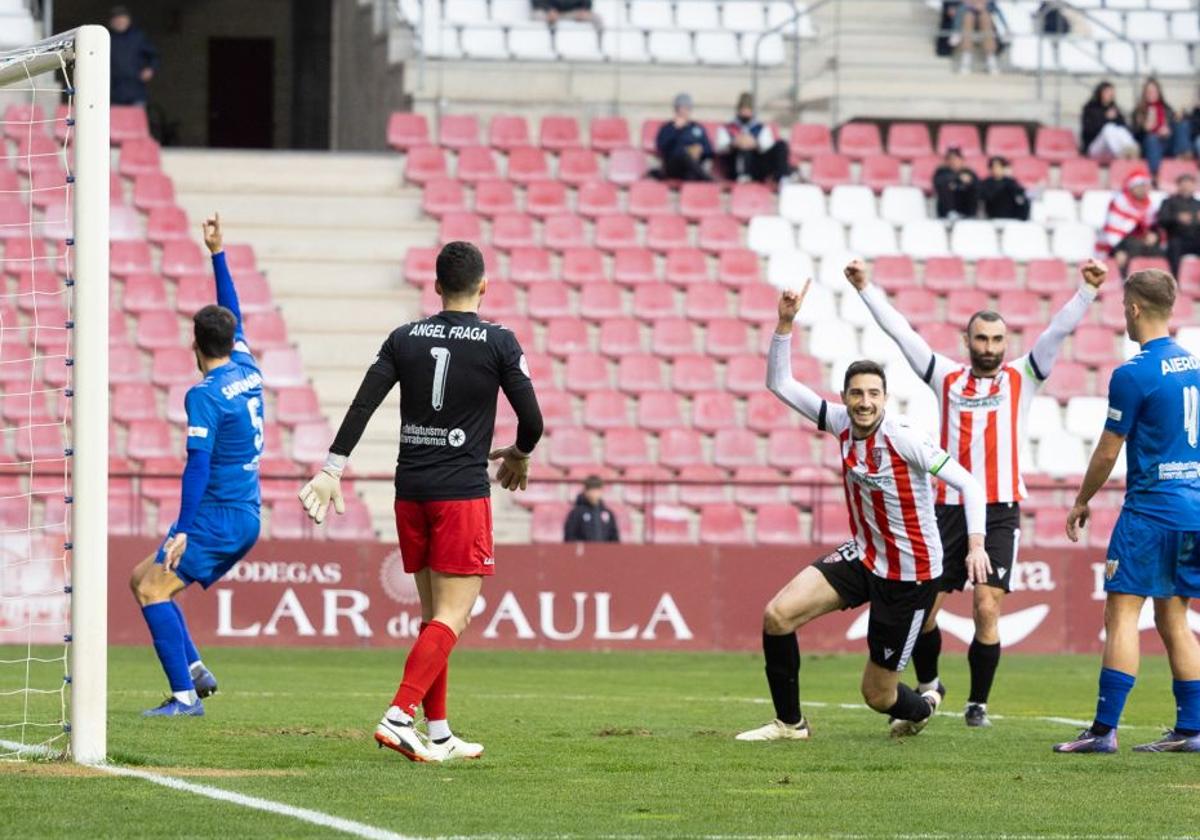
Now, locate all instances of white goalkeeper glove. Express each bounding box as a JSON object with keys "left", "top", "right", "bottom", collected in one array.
[{"left": 298, "top": 454, "right": 347, "bottom": 525}]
